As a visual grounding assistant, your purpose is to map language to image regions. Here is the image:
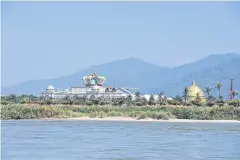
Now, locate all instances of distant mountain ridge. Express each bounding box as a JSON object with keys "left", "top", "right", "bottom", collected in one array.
[{"left": 2, "top": 53, "right": 240, "bottom": 99}]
